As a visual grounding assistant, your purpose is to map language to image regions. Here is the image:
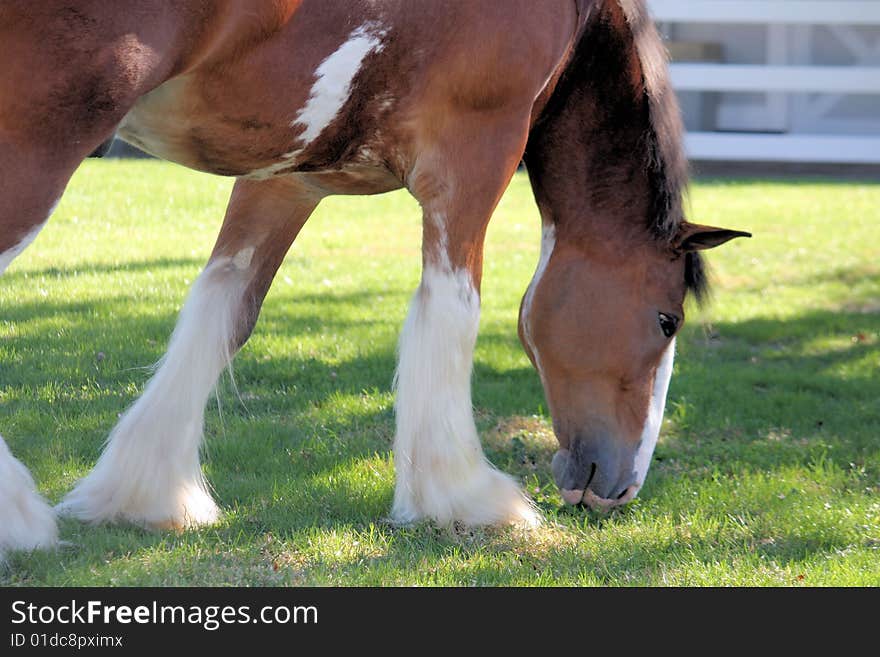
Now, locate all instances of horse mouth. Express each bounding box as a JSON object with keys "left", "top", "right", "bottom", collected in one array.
[
  {"left": 560, "top": 485, "right": 639, "bottom": 509},
  {"left": 553, "top": 445, "right": 640, "bottom": 510}
]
